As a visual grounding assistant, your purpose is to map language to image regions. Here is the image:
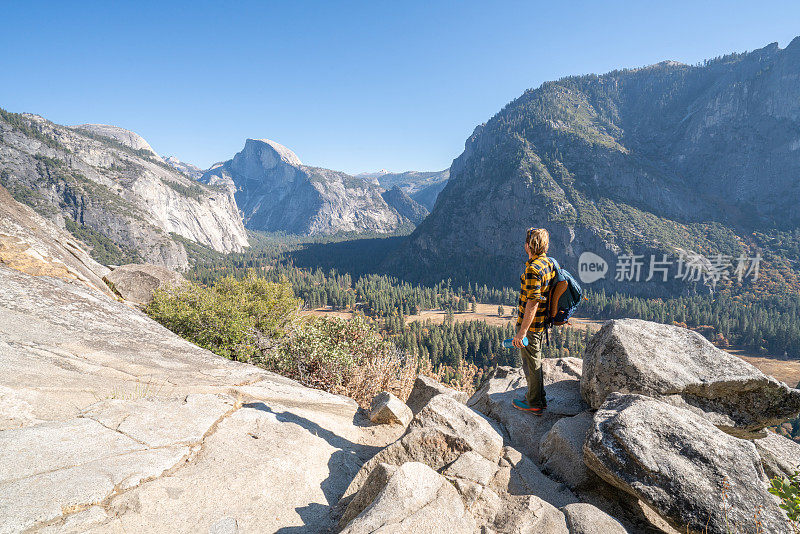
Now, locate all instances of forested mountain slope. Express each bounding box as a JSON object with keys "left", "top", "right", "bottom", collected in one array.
[{"left": 386, "top": 39, "right": 800, "bottom": 295}]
